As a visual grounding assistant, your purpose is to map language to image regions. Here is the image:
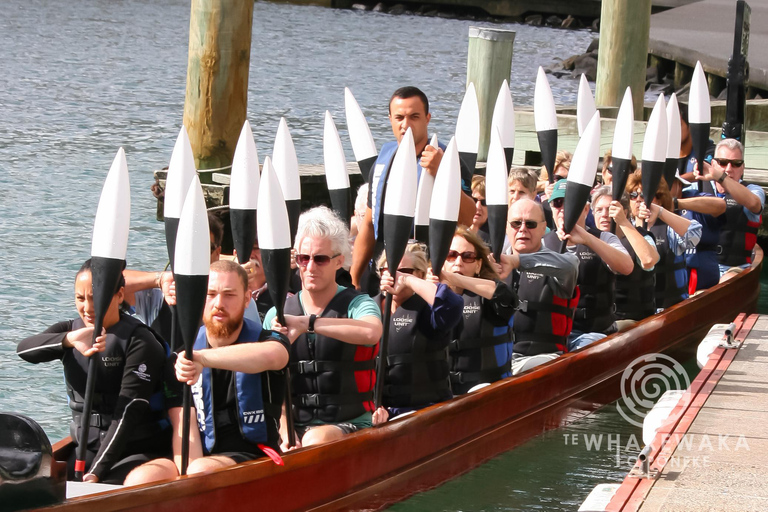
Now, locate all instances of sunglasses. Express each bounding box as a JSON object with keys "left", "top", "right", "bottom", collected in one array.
[
  {"left": 381, "top": 267, "right": 415, "bottom": 275},
  {"left": 295, "top": 253, "right": 340, "bottom": 267},
  {"left": 446, "top": 250, "right": 478, "bottom": 263},
  {"left": 509, "top": 219, "right": 542, "bottom": 230},
  {"left": 553, "top": 175, "right": 567, "bottom": 182},
  {"left": 714, "top": 158, "right": 744, "bottom": 167},
  {"left": 630, "top": 191, "right": 644, "bottom": 200},
  {"left": 550, "top": 198, "right": 564, "bottom": 209},
  {"left": 475, "top": 197, "right": 487, "bottom": 207}
]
